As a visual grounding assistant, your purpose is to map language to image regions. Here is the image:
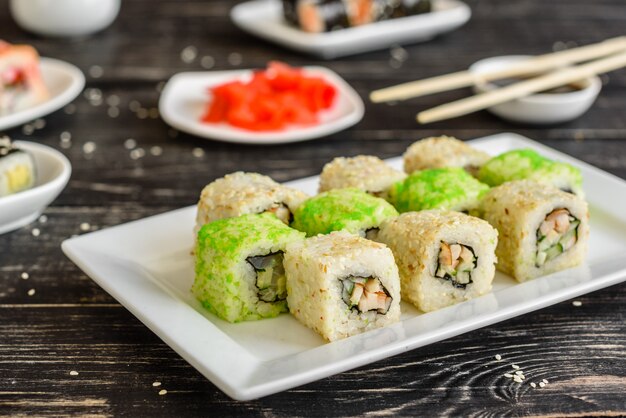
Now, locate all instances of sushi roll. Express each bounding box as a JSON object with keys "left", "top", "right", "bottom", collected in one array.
[
  {"left": 318, "top": 155, "right": 406, "bottom": 199},
  {"left": 193, "top": 213, "right": 305, "bottom": 323},
  {"left": 291, "top": 188, "right": 398, "bottom": 238},
  {"left": 481, "top": 180, "right": 589, "bottom": 282},
  {"left": 0, "top": 137, "right": 36, "bottom": 197},
  {"left": 376, "top": 210, "right": 498, "bottom": 312},
  {"left": 284, "top": 231, "right": 401, "bottom": 341},
  {"left": 478, "top": 149, "right": 584, "bottom": 198},
  {"left": 389, "top": 167, "right": 490, "bottom": 213},
  {"left": 195, "top": 171, "right": 308, "bottom": 234},
  {"left": 0, "top": 41, "right": 49, "bottom": 116},
  {"left": 403, "top": 136, "right": 490, "bottom": 176}
]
